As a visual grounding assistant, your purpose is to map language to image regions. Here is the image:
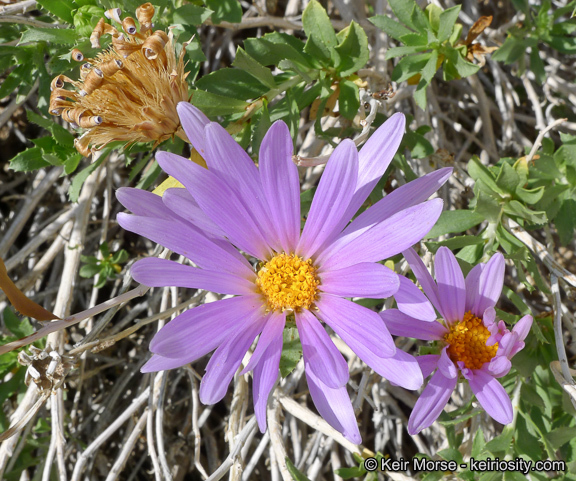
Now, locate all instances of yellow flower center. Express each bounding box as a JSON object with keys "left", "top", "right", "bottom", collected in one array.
[
  {"left": 444, "top": 311, "right": 498, "bottom": 370},
  {"left": 256, "top": 253, "right": 319, "bottom": 312}
]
